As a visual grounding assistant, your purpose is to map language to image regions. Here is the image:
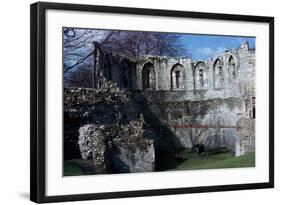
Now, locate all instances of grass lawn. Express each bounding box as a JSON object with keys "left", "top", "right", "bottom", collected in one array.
[
  {"left": 156, "top": 151, "right": 255, "bottom": 171},
  {"left": 64, "top": 151, "right": 255, "bottom": 175},
  {"left": 64, "top": 161, "right": 84, "bottom": 176}
]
